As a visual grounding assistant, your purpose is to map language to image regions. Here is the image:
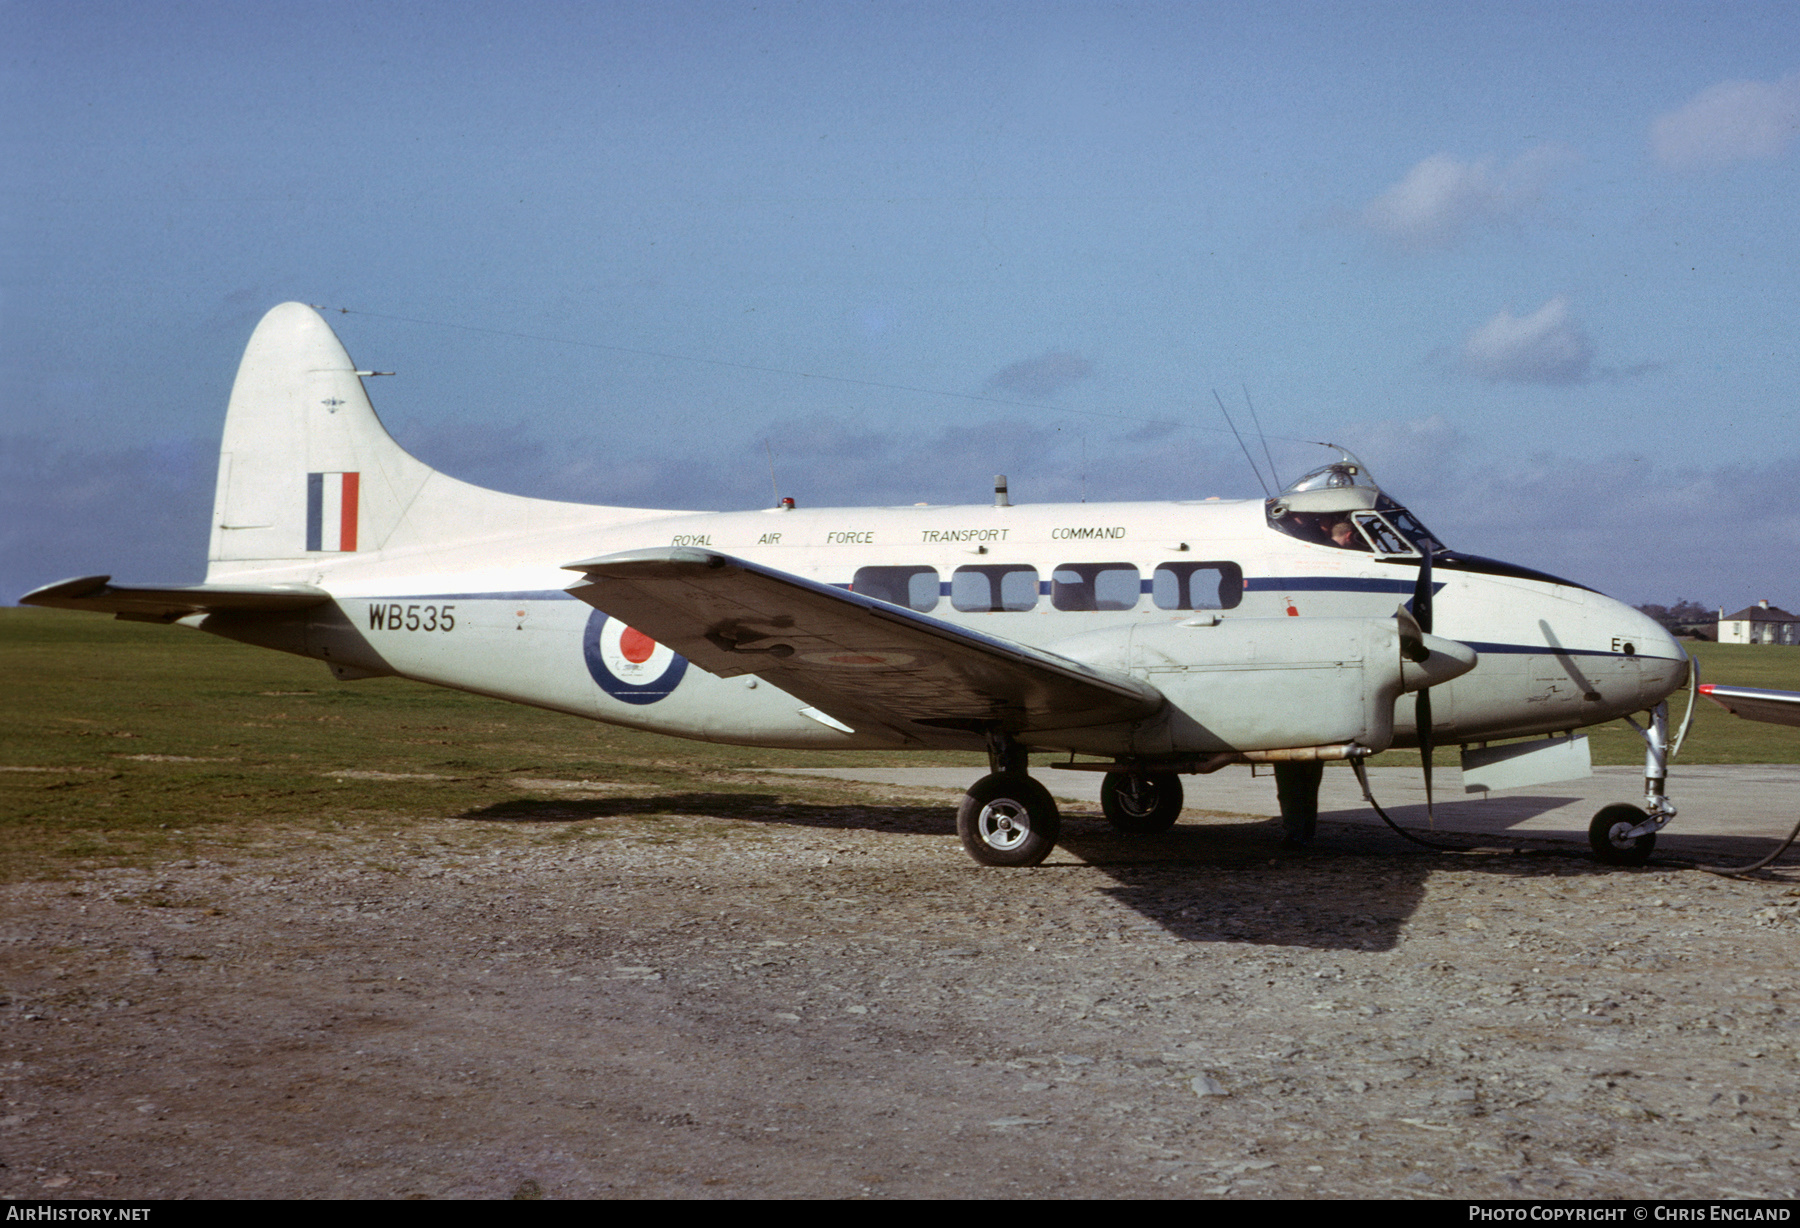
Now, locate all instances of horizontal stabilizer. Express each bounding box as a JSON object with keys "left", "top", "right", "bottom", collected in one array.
[
  {"left": 20, "top": 575, "right": 329, "bottom": 623},
  {"left": 563, "top": 548, "right": 1164, "bottom": 738},
  {"left": 1699, "top": 683, "right": 1800, "bottom": 730}
]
